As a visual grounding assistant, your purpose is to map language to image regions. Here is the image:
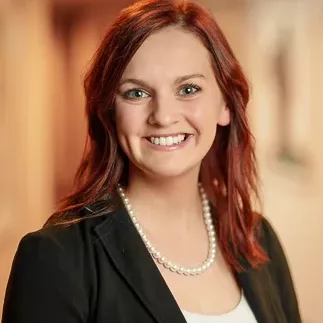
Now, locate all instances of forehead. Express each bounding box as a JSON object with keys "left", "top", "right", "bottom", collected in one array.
[{"left": 121, "top": 27, "right": 213, "bottom": 80}]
